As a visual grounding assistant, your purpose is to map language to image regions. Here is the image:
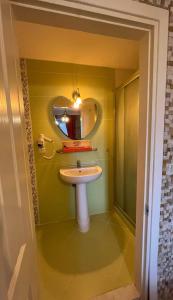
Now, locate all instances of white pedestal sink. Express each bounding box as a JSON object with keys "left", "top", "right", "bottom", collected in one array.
[{"left": 59, "top": 166, "right": 102, "bottom": 233}]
